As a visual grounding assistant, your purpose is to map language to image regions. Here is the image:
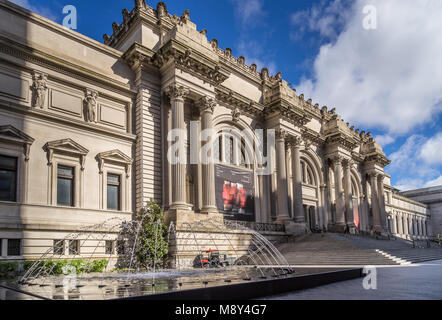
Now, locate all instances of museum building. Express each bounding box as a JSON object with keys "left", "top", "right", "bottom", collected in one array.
[{"left": 0, "top": 0, "right": 433, "bottom": 262}]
